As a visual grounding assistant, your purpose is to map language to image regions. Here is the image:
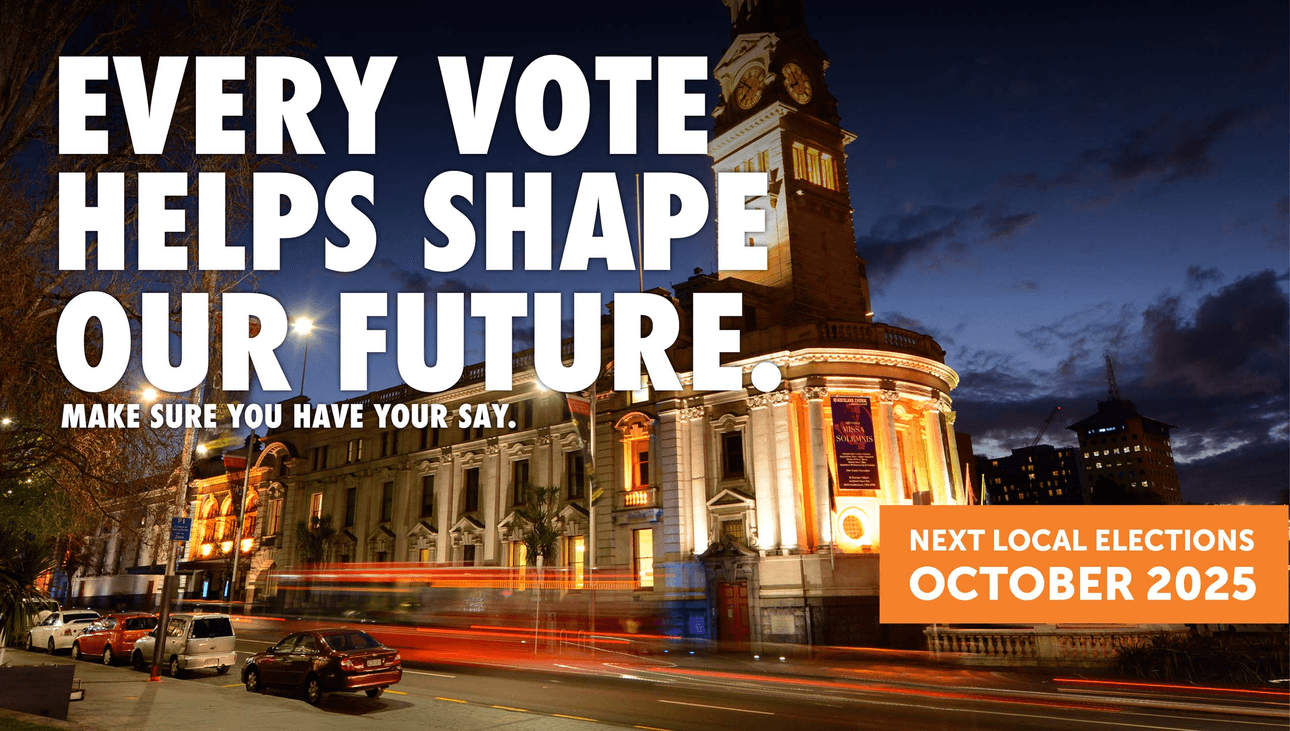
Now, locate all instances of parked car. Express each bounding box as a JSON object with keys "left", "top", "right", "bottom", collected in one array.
[
  {"left": 131, "top": 613, "right": 237, "bottom": 677},
  {"left": 72, "top": 613, "right": 158, "bottom": 665},
  {"left": 241, "top": 629, "right": 402, "bottom": 705},
  {"left": 26, "top": 609, "right": 100, "bottom": 654}
]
